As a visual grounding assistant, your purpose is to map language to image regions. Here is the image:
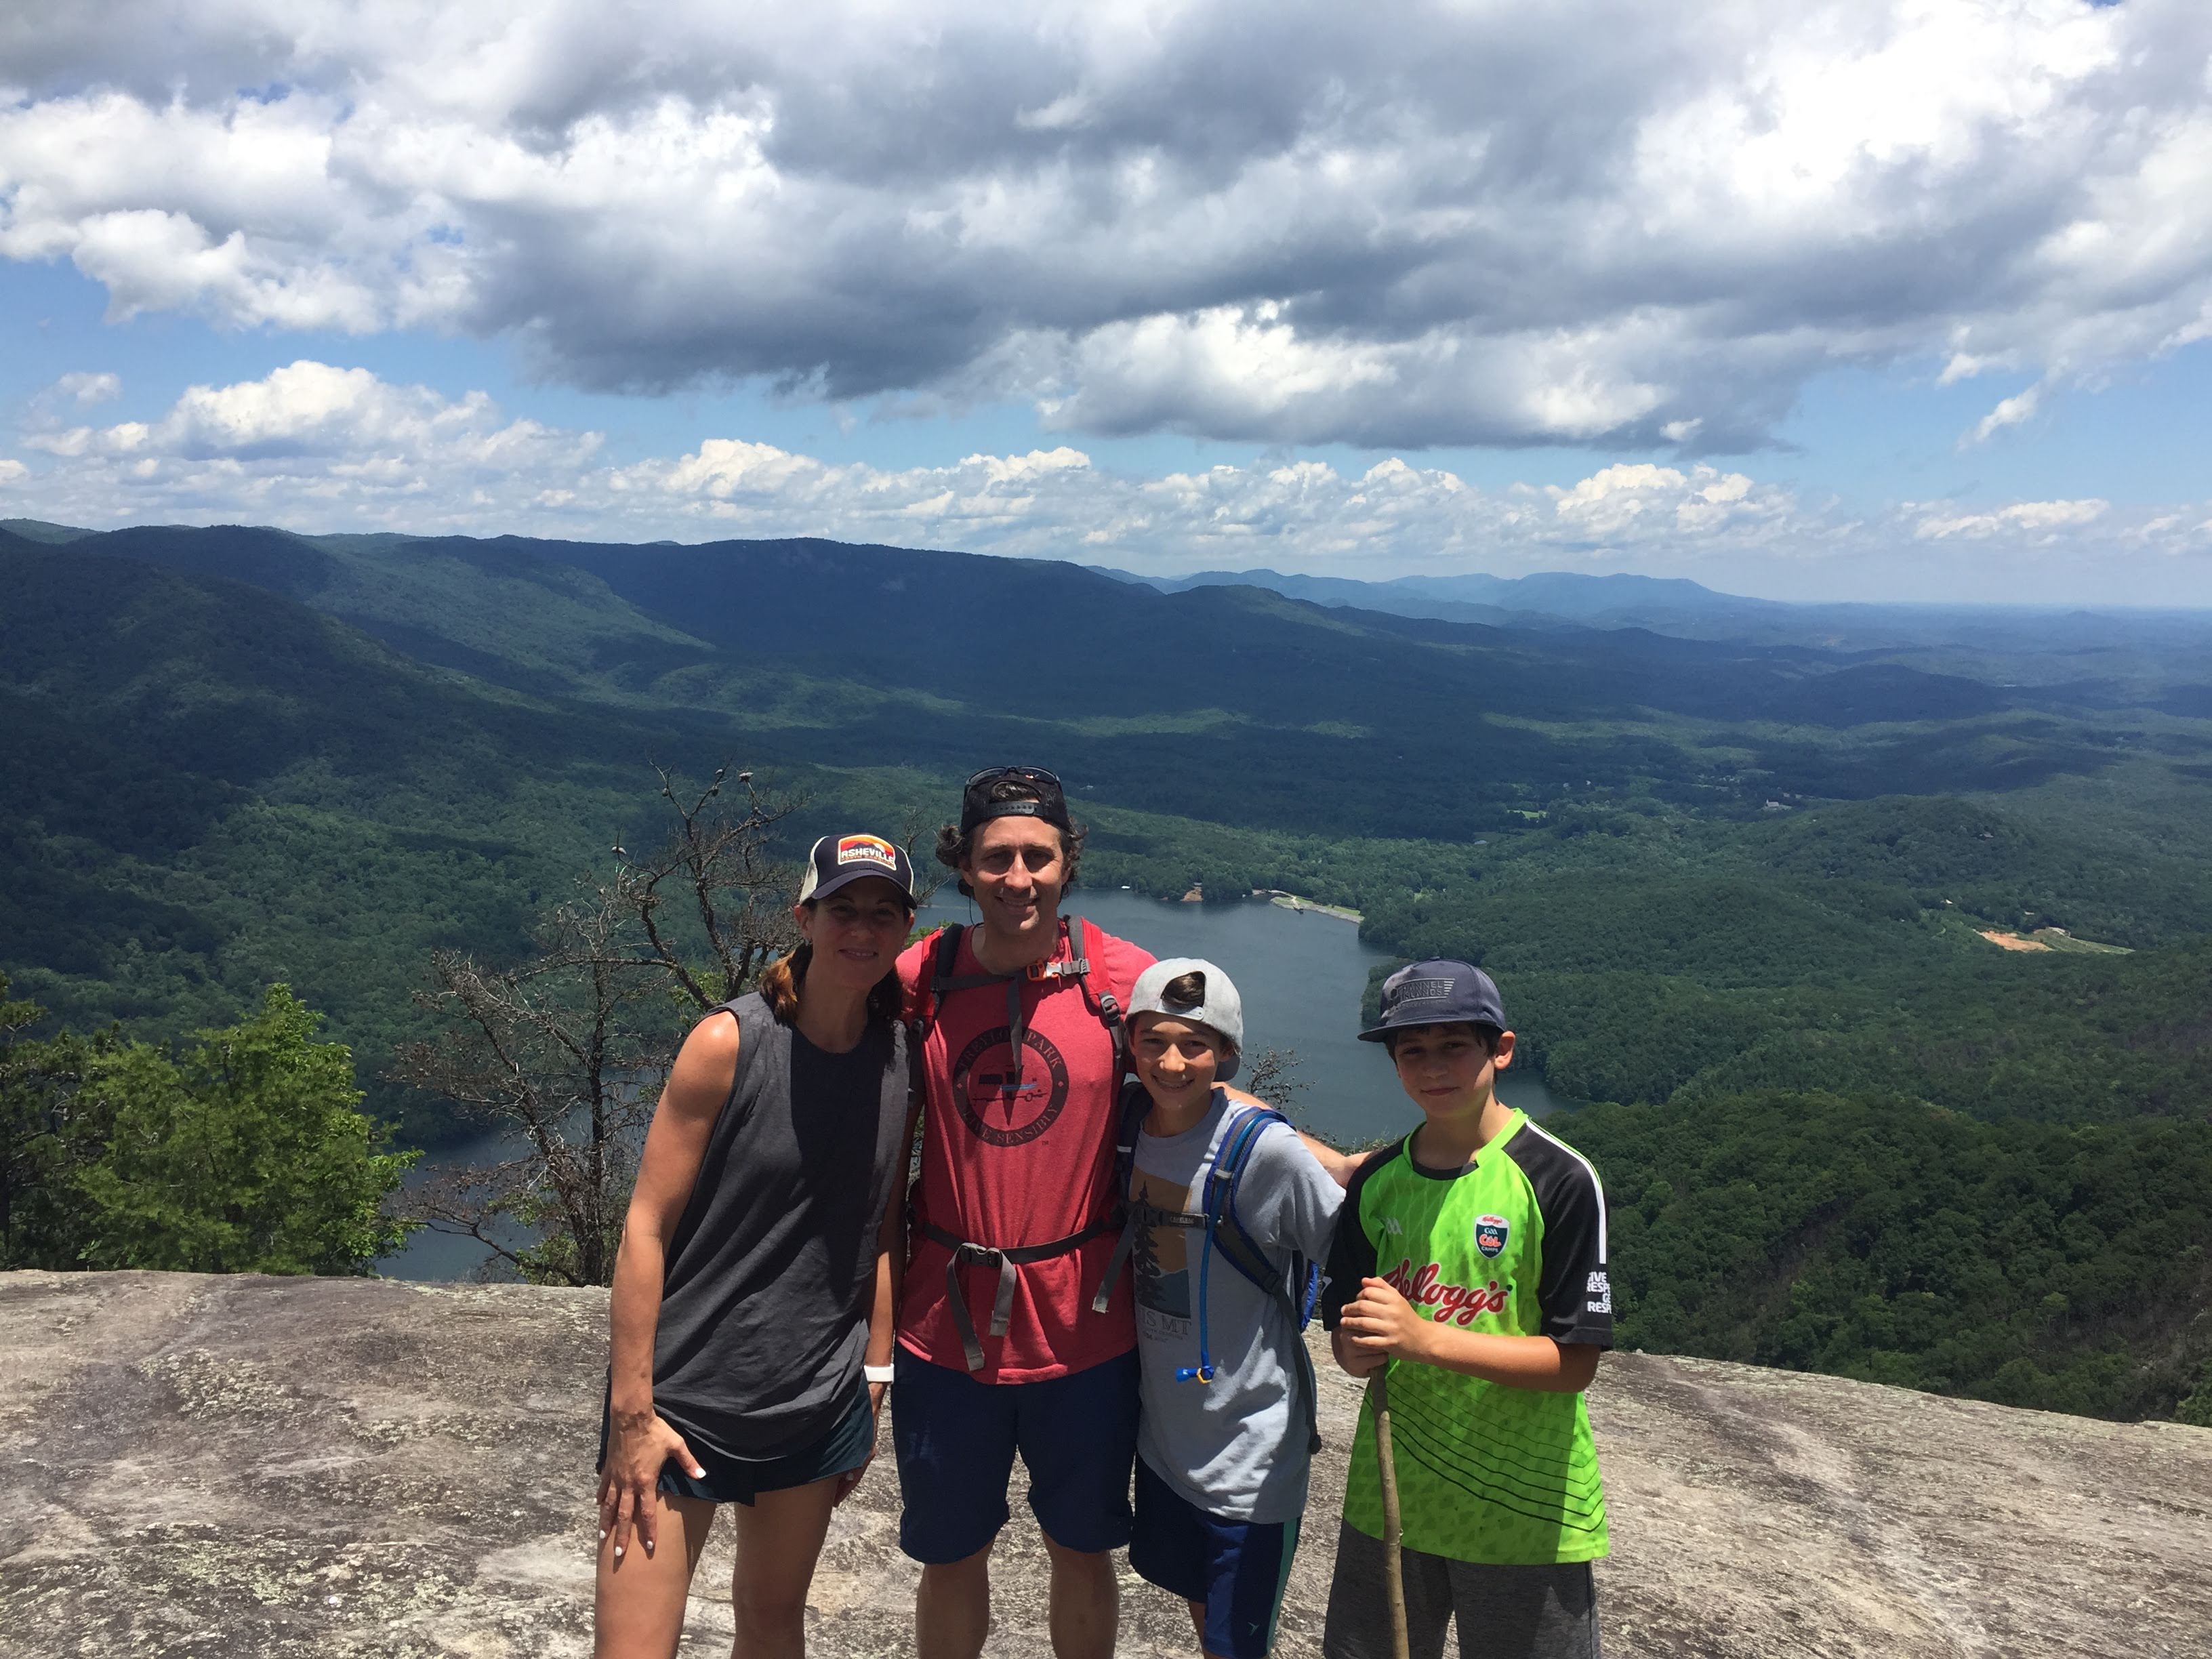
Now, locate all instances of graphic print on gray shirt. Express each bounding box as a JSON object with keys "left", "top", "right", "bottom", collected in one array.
[{"left": 1130, "top": 1087, "right": 1345, "bottom": 1523}]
